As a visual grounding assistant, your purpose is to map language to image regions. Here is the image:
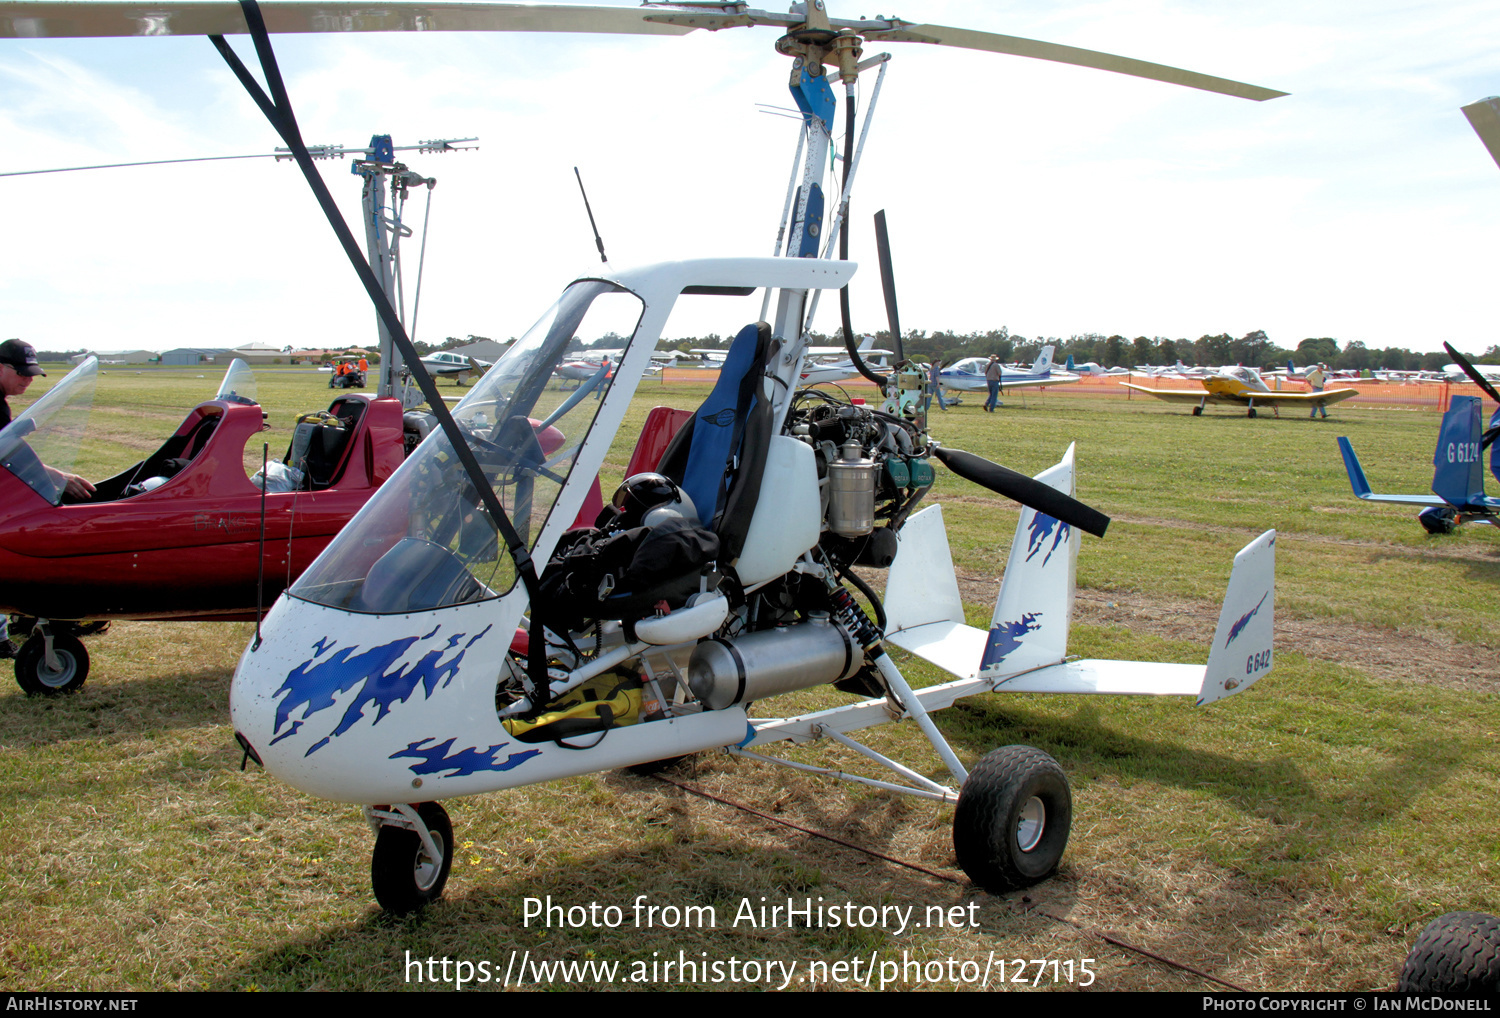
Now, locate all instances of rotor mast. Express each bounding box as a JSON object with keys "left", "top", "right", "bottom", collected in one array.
[
  {"left": 767, "top": 2, "right": 867, "bottom": 417},
  {"left": 346, "top": 136, "right": 475, "bottom": 401}
]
